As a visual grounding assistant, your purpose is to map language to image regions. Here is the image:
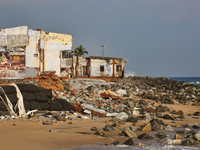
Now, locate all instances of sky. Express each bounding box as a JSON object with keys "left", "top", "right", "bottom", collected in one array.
[{"left": 0, "top": 0, "right": 200, "bottom": 77}]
